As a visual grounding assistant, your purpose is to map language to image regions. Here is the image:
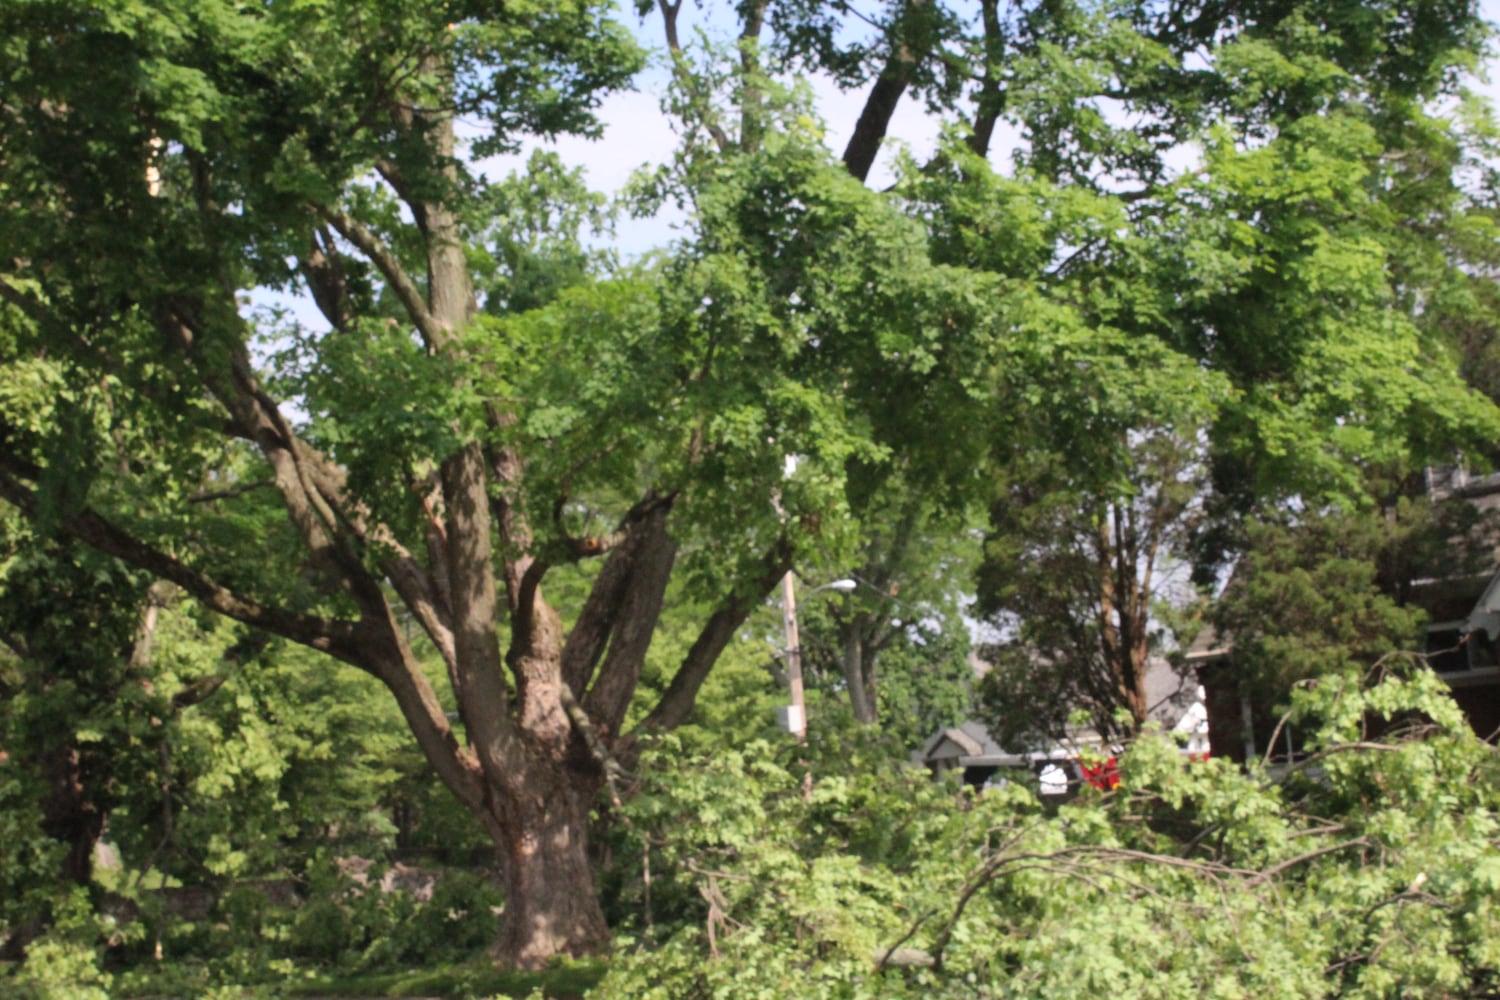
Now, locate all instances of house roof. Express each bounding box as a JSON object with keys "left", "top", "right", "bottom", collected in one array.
[
  {"left": 919, "top": 726, "right": 983, "bottom": 761},
  {"left": 1184, "top": 624, "right": 1228, "bottom": 664},
  {"left": 916, "top": 658, "right": 1209, "bottom": 770},
  {"left": 915, "top": 720, "right": 998, "bottom": 758},
  {"left": 1466, "top": 572, "right": 1500, "bottom": 639},
  {"left": 1143, "top": 656, "right": 1202, "bottom": 724}
]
